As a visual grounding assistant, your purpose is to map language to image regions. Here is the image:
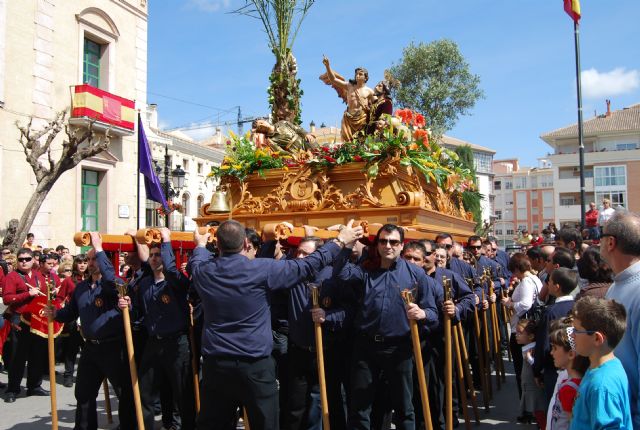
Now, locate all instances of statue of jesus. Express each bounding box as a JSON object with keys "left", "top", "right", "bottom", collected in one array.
[{"left": 320, "top": 55, "right": 375, "bottom": 143}]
